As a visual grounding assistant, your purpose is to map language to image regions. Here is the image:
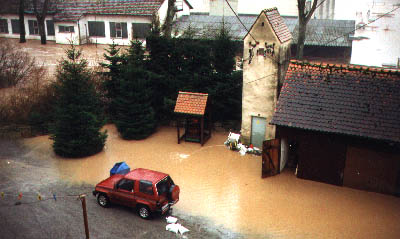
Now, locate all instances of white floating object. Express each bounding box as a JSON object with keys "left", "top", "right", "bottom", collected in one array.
[
  {"left": 179, "top": 154, "right": 189, "bottom": 159},
  {"left": 238, "top": 144, "right": 247, "bottom": 156}
]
